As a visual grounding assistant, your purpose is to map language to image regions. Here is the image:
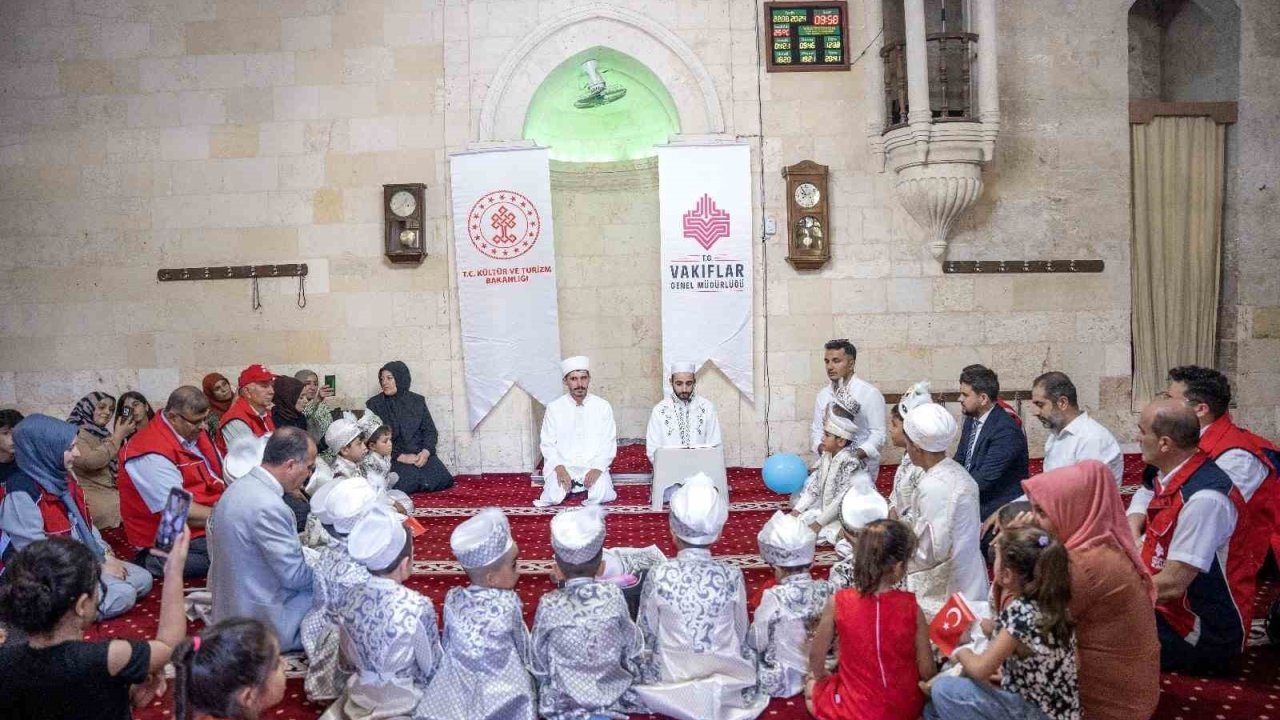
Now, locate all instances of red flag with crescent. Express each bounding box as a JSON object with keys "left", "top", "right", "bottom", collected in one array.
[{"left": 929, "top": 592, "right": 978, "bottom": 657}]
